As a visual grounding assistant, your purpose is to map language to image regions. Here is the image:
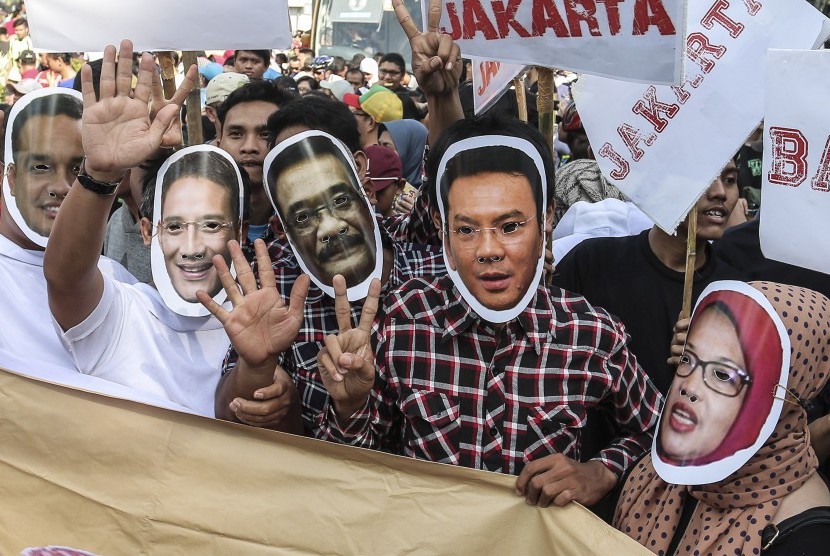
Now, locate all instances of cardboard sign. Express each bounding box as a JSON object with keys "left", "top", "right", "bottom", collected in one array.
[
  {"left": 470, "top": 56, "right": 528, "bottom": 115},
  {"left": 264, "top": 131, "right": 383, "bottom": 302},
  {"left": 0, "top": 369, "right": 651, "bottom": 554},
  {"left": 425, "top": 0, "right": 686, "bottom": 85},
  {"left": 653, "top": 281, "right": 788, "bottom": 485},
  {"left": 575, "top": 0, "right": 830, "bottom": 233},
  {"left": 150, "top": 146, "right": 245, "bottom": 317},
  {"left": 759, "top": 49, "right": 830, "bottom": 275},
  {"left": 25, "top": 0, "right": 292, "bottom": 52}
]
